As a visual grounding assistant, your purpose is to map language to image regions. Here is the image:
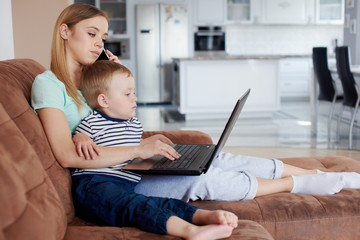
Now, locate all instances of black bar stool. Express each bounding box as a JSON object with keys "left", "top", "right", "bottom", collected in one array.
[
  {"left": 312, "top": 47, "right": 342, "bottom": 142},
  {"left": 335, "top": 46, "right": 360, "bottom": 150}
]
